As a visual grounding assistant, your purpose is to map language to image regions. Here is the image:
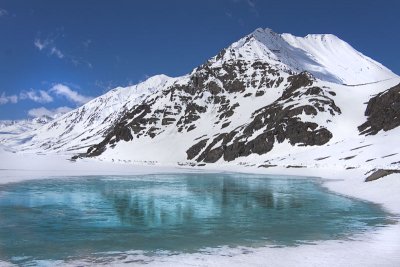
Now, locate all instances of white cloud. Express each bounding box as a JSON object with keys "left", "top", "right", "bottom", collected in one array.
[
  {"left": 50, "top": 84, "right": 93, "bottom": 105},
  {"left": 0, "top": 9, "right": 8, "bottom": 17},
  {"left": 50, "top": 47, "right": 64, "bottom": 59},
  {"left": 28, "top": 106, "right": 73, "bottom": 118},
  {"left": 34, "top": 38, "right": 48, "bottom": 50},
  {"left": 1, "top": 84, "right": 92, "bottom": 108},
  {"left": 0, "top": 92, "right": 18, "bottom": 105},
  {"left": 20, "top": 90, "right": 53, "bottom": 103}
]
